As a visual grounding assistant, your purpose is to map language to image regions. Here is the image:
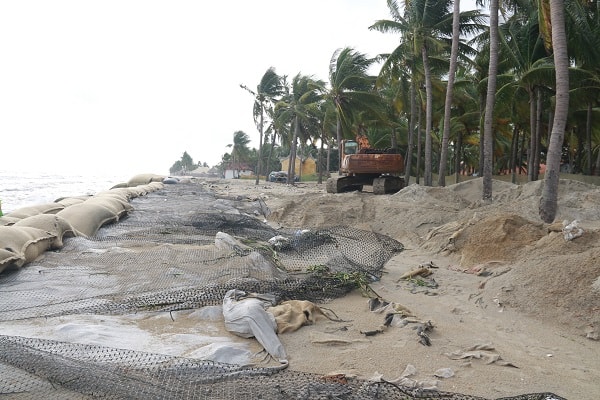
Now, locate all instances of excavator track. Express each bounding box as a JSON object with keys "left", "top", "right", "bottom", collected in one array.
[
  {"left": 326, "top": 176, "right": 363, "bottom": 193},
  {"left": 372, "top": 176, "right": 404, "bottom": 195}
]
